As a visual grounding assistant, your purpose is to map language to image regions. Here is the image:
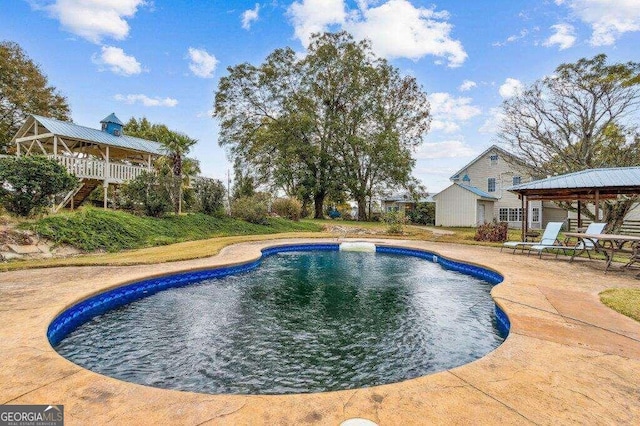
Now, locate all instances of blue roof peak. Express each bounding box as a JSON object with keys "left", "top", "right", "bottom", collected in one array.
[{"left": 100, "top": 113, "right": 124, "bottom": 126}]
